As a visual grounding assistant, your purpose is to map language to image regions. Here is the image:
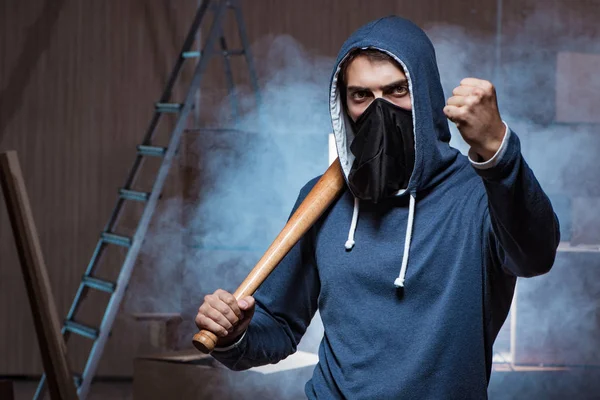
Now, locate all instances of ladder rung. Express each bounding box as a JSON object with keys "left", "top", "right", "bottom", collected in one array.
[
  {"left": 82, "top": 276, "right": 116, "bottom": 294},
  {"left": 137, "top": 145, "right": 166, "bottom": 157},
  {"left": 101, "top": 232, "right": 132, "bottom": 248},
  {"left": 182, "top": 51, "right": 201, "bottom": 58},
  {"left": 155, "top": 102, "right": 182, "bottom": 112},
  {"left": 119, "top": 188, "right": 150, "bottom": 202},
  {"left": 64, "top": 320, "right": 99, "bottom": 340},
  {"left": 223, "top": 49, "right": 245, "bottom": 57}
]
